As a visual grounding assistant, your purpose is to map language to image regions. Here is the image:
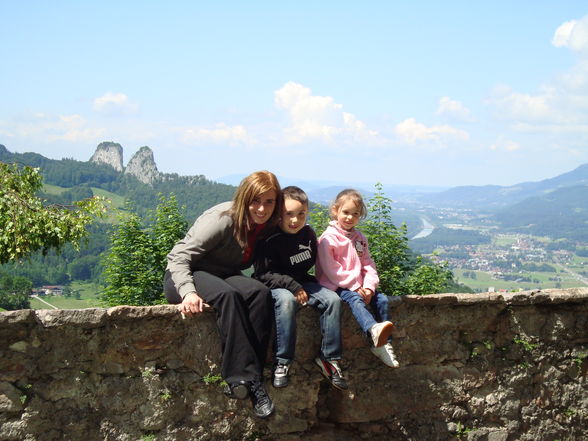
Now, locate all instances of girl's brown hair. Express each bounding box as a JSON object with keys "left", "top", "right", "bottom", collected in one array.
[
  {"left": 230, "top": 170, "right": 282, "bottom": 248},
  {"left": 330, "top": 189, "right": 367, "bottom": 219}
]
